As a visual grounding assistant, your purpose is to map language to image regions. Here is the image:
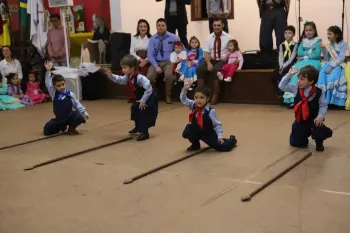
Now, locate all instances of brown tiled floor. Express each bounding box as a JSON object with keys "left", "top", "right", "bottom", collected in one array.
[{"left": 0, "top": 100, "right": 349, "bottom": 233}]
